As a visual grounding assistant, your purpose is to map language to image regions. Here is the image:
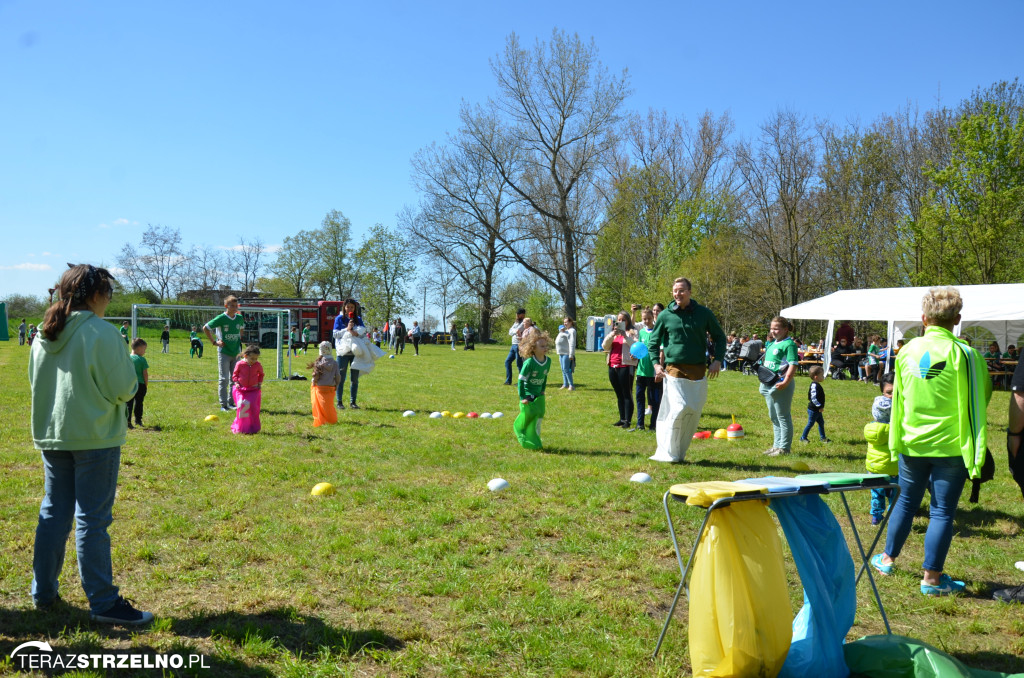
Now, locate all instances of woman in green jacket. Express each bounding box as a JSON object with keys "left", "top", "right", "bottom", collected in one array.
[
  {"left": 29, "top": 264, "right": 153, "bottom": 624},
  {"left": 871, "top": 287, "right": 991, "bottom": 596}
]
